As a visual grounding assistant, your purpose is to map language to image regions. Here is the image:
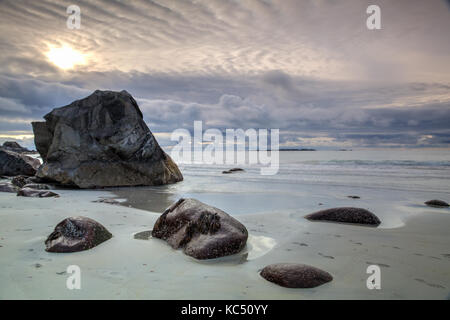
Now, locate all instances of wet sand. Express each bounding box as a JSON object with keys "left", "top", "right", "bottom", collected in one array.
[{"left": 0, "top": 188, "right": 449, "bottom": 299}]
